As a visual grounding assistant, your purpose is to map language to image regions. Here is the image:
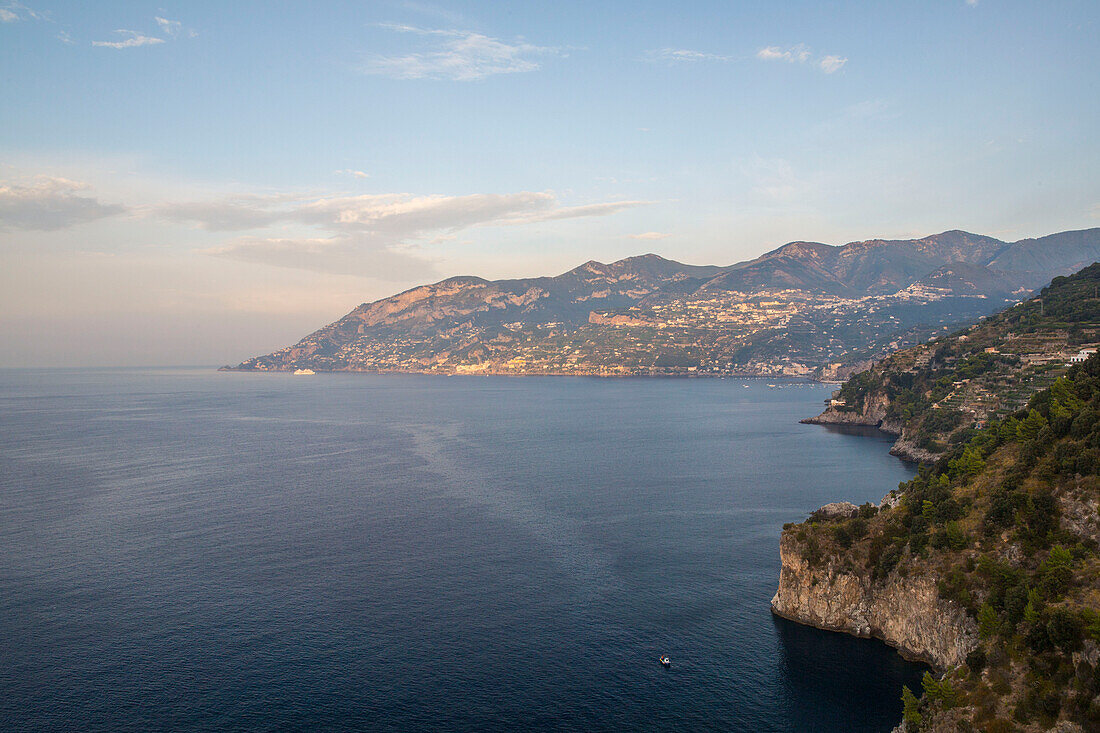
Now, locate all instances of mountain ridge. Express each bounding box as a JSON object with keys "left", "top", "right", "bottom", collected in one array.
[{"left": 227, "top": 227, "right": 1100, "bottom": 376}]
